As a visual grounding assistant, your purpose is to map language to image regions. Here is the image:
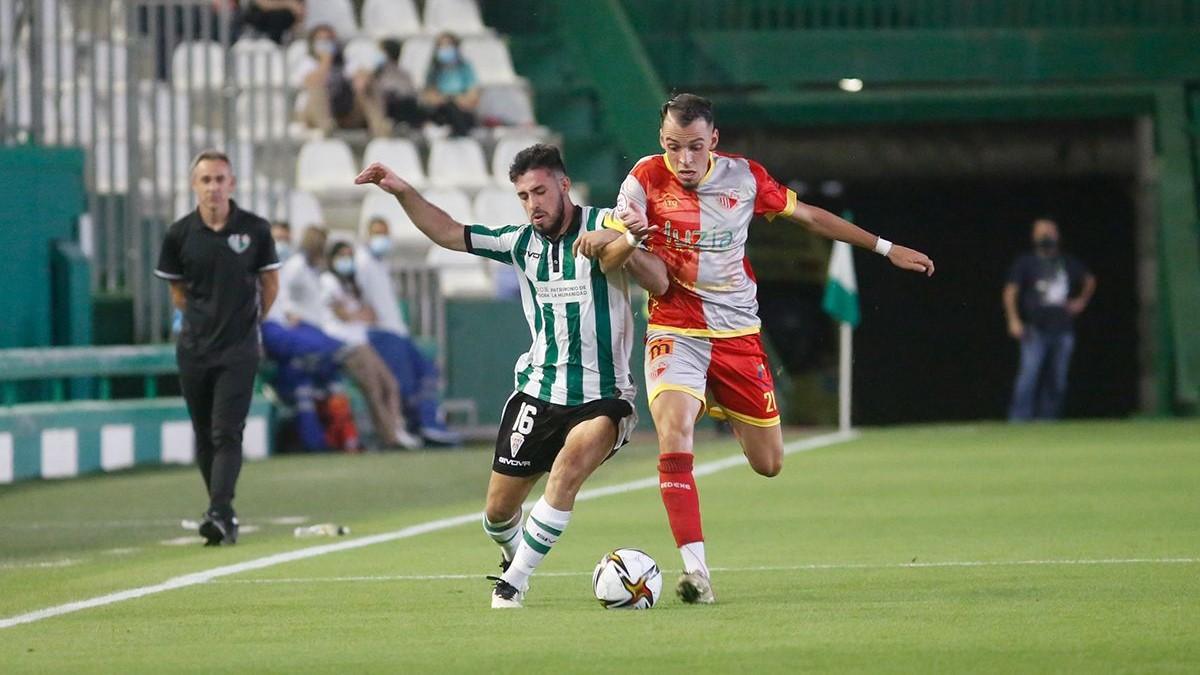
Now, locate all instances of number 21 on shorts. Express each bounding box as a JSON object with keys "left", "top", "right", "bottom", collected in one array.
[{"left": 763, "top": 391, "right": 777, "bottom": 414}]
